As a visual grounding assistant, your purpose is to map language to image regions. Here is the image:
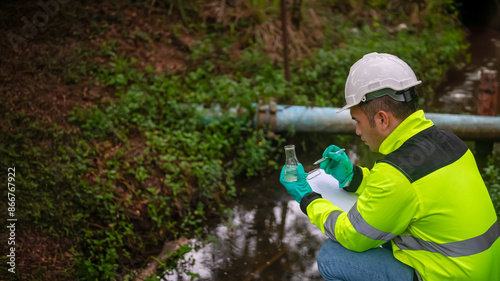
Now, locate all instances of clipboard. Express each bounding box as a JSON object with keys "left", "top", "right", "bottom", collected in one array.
[{"left": 306, "top": 168, "right": 358, "bottom": 212}]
